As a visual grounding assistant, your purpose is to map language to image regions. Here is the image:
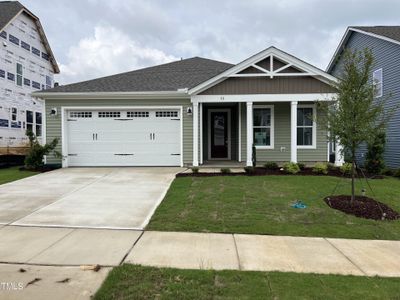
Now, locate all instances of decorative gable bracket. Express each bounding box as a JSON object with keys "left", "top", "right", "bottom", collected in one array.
[{"left": 229, "top": 54, "right": 315, "bottom": 79}]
